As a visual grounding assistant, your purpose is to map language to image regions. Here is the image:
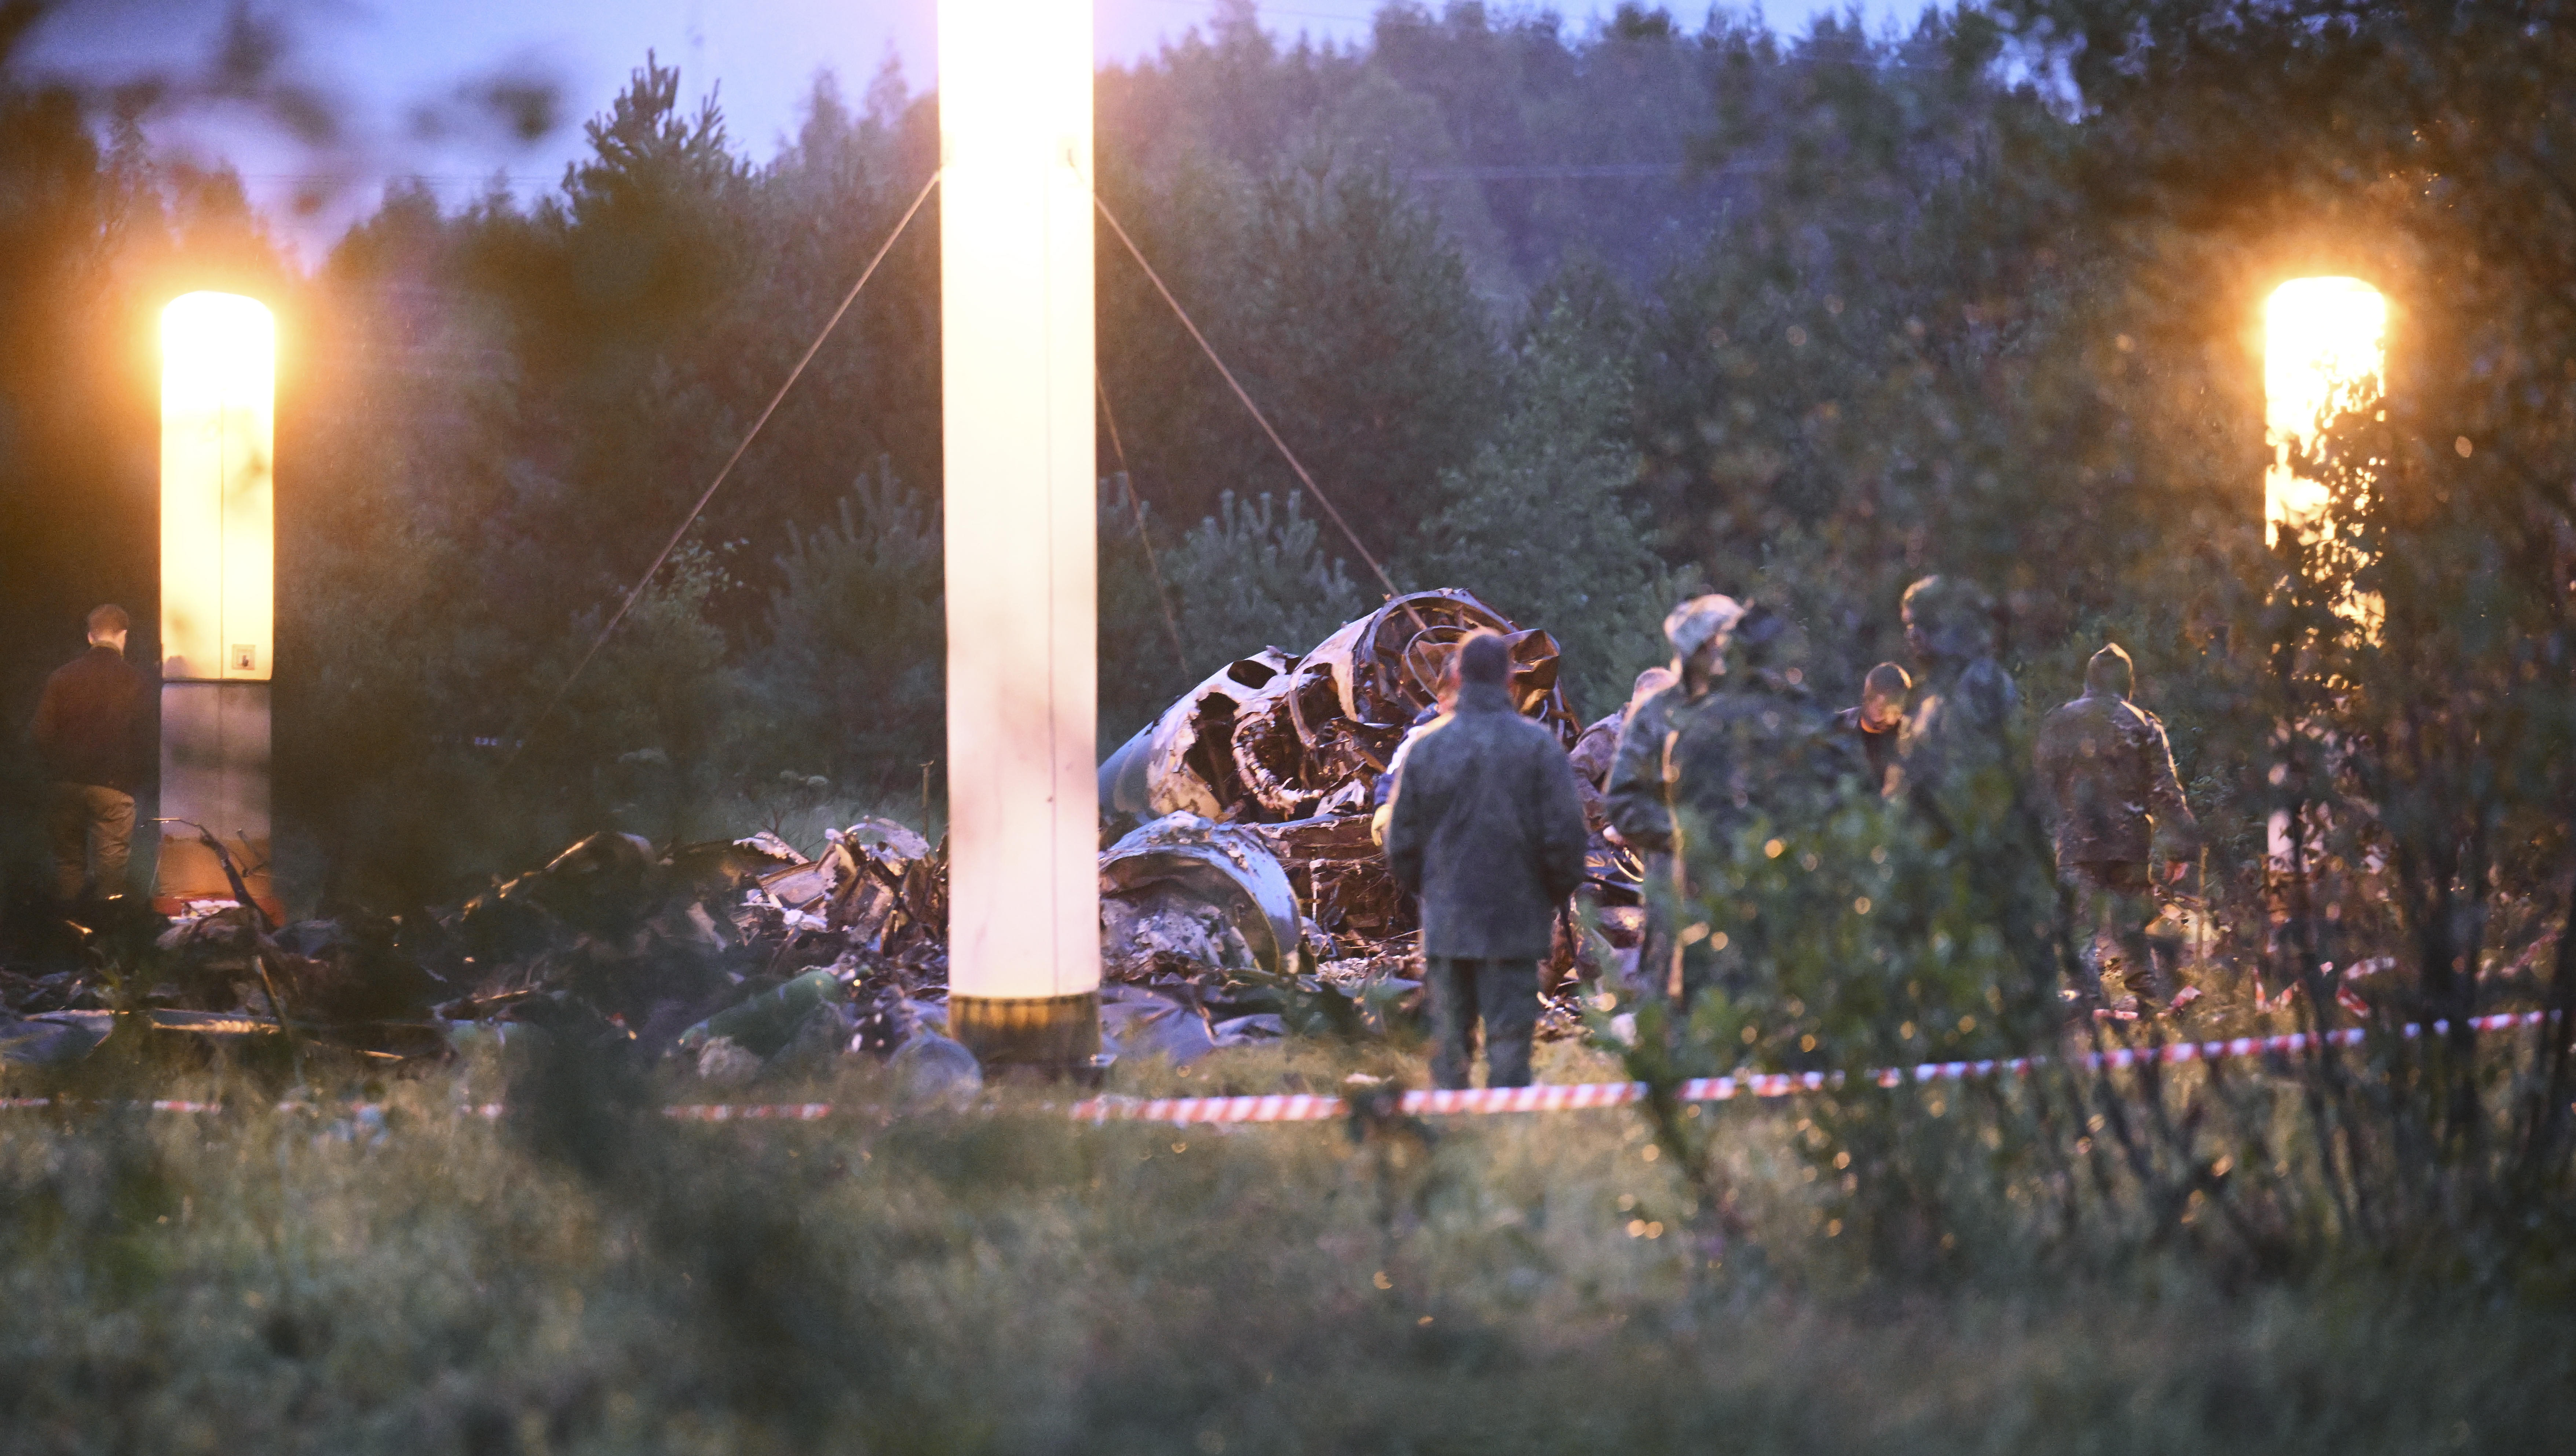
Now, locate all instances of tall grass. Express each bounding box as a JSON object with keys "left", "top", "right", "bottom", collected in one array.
[{"left": 3, "top": 1029, "right": 2570, "bottom": 1453}]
